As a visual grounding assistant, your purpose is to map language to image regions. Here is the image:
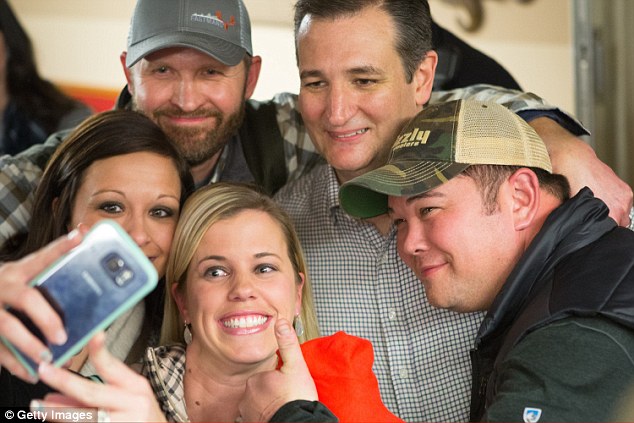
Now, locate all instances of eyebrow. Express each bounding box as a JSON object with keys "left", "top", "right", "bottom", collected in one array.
[
  {"left": 92, "top": 189, "right": 125, "bottom": 197},
  {"left": 387, "top": 191, "right": 445, "bottom": 214},
  {"left": 199, "top": 252, "right": 282, "bottom": 263},
  {"left": 300, "top": 65, "right": 384, "bottom": 80},
  {"left": 254, "top": 252, "right": 281, "bottom": 260},
  {"left": 405, "top": 191, "right": 445, "bottom": 205},
  {"left": 90, "top": 190, "right": 180, "bottom": 202},
  {"left": 158, "top": 194, "right": 181, "bottom": 202}
]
